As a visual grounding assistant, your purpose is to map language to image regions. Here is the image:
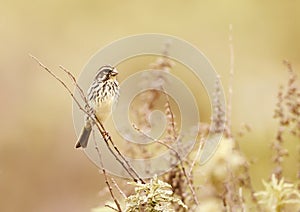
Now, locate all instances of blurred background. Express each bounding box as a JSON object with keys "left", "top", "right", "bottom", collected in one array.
[{"left": 0, "top": 1, "right": 299, "bottom": 211}]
